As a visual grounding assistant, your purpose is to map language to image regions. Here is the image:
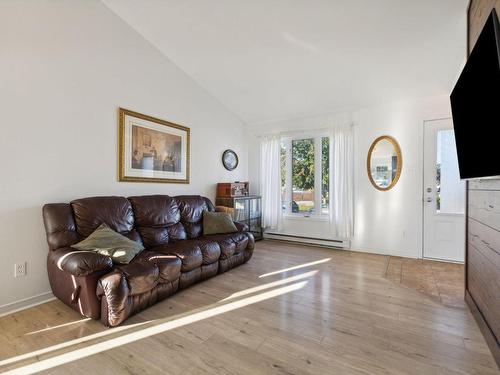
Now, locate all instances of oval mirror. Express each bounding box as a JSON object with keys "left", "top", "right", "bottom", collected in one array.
[{"left": 367, "top": 136, "right": 402, "bottom": 191}]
